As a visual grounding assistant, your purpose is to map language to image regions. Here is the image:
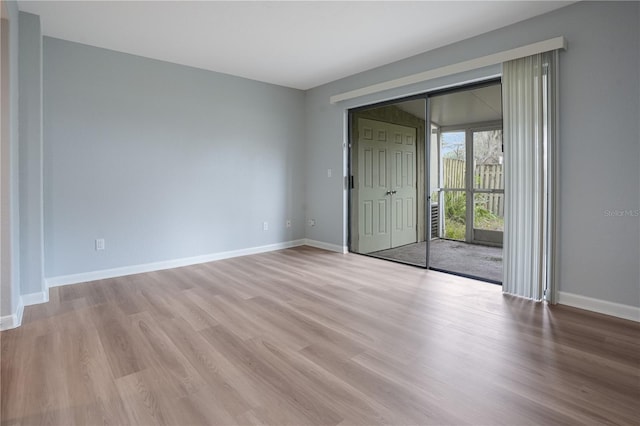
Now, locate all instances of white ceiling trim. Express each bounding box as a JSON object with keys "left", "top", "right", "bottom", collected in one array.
[{"left": 330, "top": 37, "right": 567, "bottom": 104}]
